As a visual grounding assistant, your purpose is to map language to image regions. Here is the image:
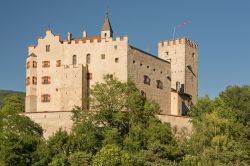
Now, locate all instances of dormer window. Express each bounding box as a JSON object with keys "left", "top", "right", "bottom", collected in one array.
[{"left": 46, "top": 45, "right": 50, "bottom": 52}]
